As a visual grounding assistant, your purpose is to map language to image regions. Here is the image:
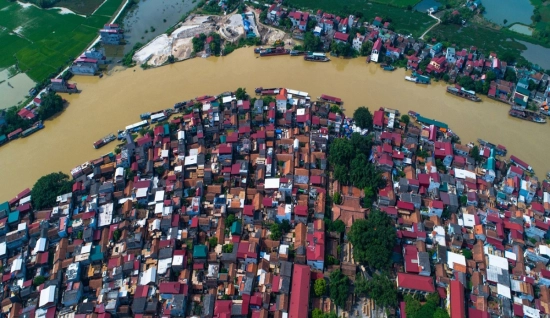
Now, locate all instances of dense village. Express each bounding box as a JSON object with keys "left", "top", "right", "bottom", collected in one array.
[
  {"left": 259, "top": 1, "right": 550, "bottom": 120},
  {"left": 1, "top": 84, "right": 550, "bottom": 318}
]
